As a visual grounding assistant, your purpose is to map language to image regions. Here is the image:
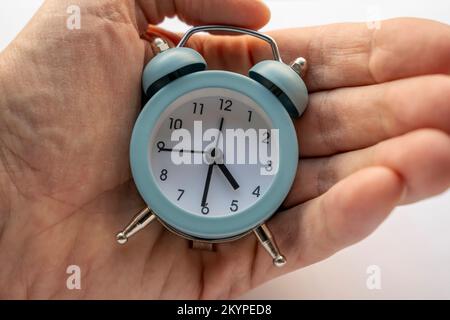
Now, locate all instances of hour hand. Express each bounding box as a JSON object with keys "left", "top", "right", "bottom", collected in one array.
[{"left": 217, "top": 163, "right": 239, "bottom": 190}]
